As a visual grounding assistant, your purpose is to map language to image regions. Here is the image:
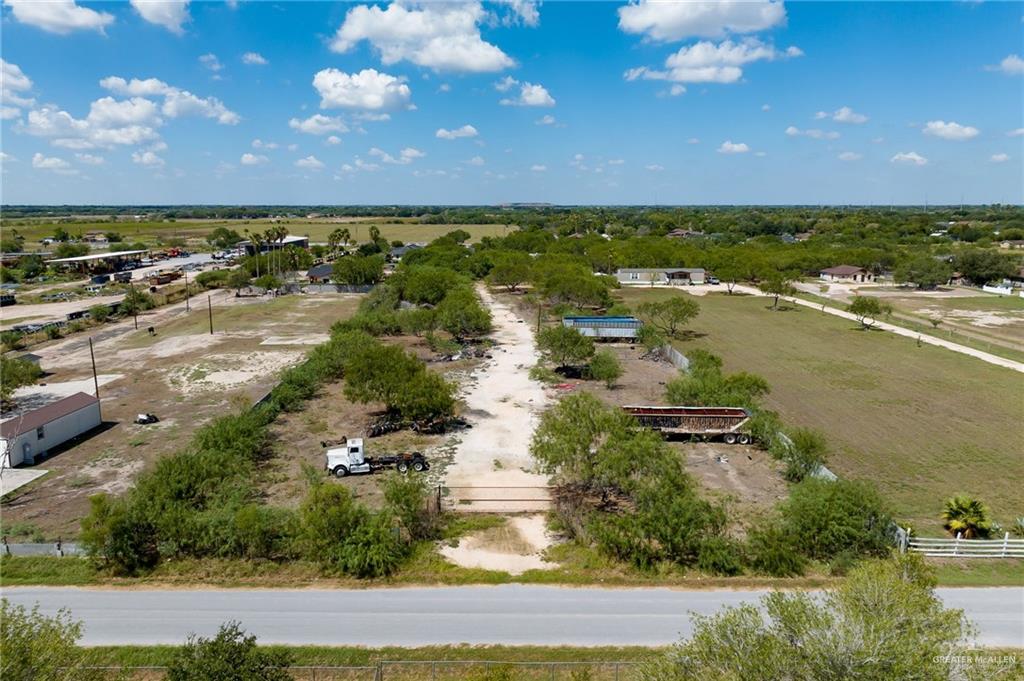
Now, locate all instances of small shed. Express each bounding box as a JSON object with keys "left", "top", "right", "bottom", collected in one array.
[
  {"left": 563, "top": 316, "right": 643, "bottom": 340},
  {"left": 0, "top": 392, "right": 101, "bottom": 467}
]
